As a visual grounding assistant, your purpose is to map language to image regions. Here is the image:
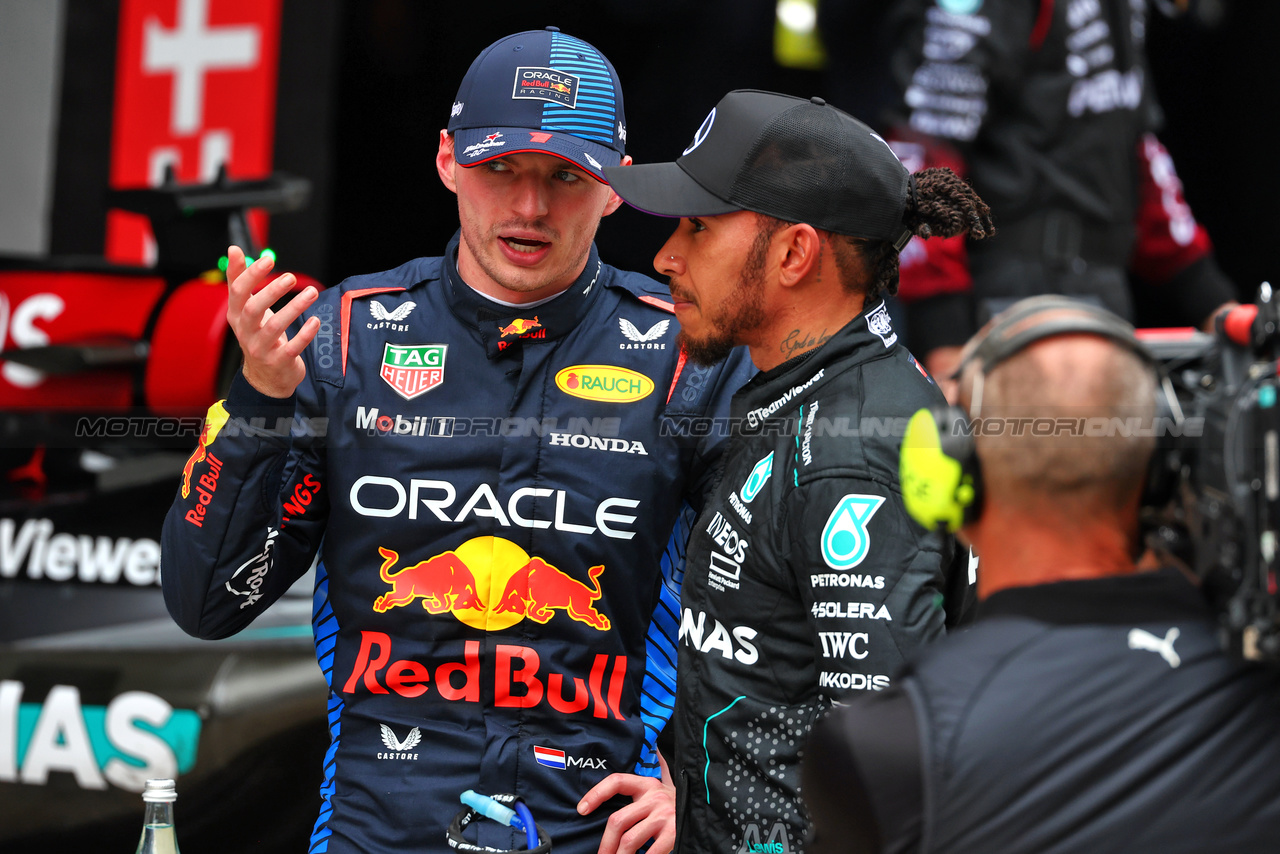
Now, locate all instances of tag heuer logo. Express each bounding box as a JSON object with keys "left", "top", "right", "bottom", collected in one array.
[{"left": 380, "top": 343, "right": 446, "bottom": 400}]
